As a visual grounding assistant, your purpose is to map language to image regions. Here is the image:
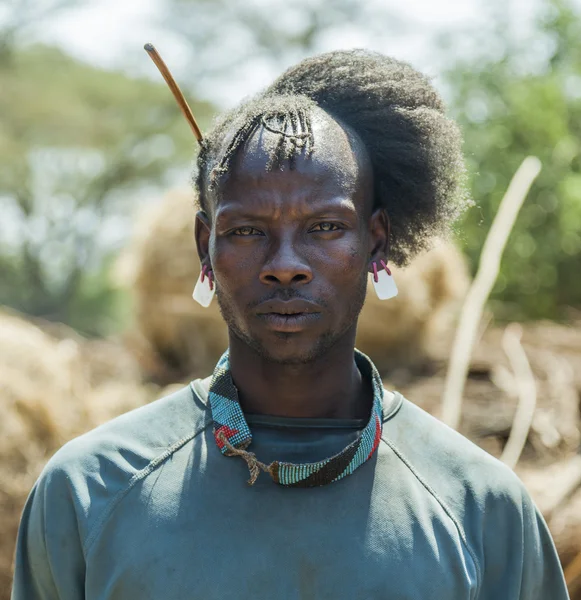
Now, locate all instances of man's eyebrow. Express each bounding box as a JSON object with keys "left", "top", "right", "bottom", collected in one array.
[
  {"left": 305, "top": 204, "right": 358, "bottom": 218},
  {"left": 215, "top": 207, "right": 269, "bottom": 221},
  {"left": 318, "top": 198, "right": 357, "bottom": 212},
  {"left": 216, "top": 198, "right": 357, "bottom": 221}
]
